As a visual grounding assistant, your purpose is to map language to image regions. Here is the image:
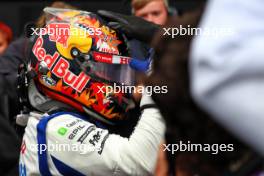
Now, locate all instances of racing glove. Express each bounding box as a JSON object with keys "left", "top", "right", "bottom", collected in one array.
[{"left": 97, "top": 10, "right": 160, "bottom": 44}]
